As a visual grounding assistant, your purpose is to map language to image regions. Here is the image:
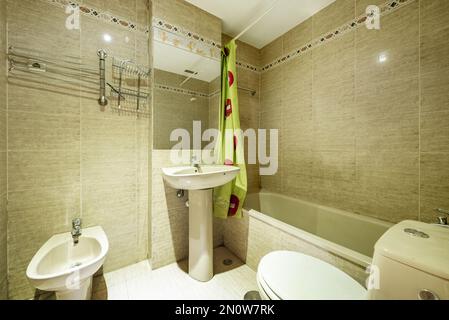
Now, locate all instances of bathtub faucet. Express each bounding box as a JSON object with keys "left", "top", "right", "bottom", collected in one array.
[
  {"left": 71, "top": 218, "right": 82, "bottom": 245},
  {"left": 435, "top": 208, "right": 449, "bottom": 226}
]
